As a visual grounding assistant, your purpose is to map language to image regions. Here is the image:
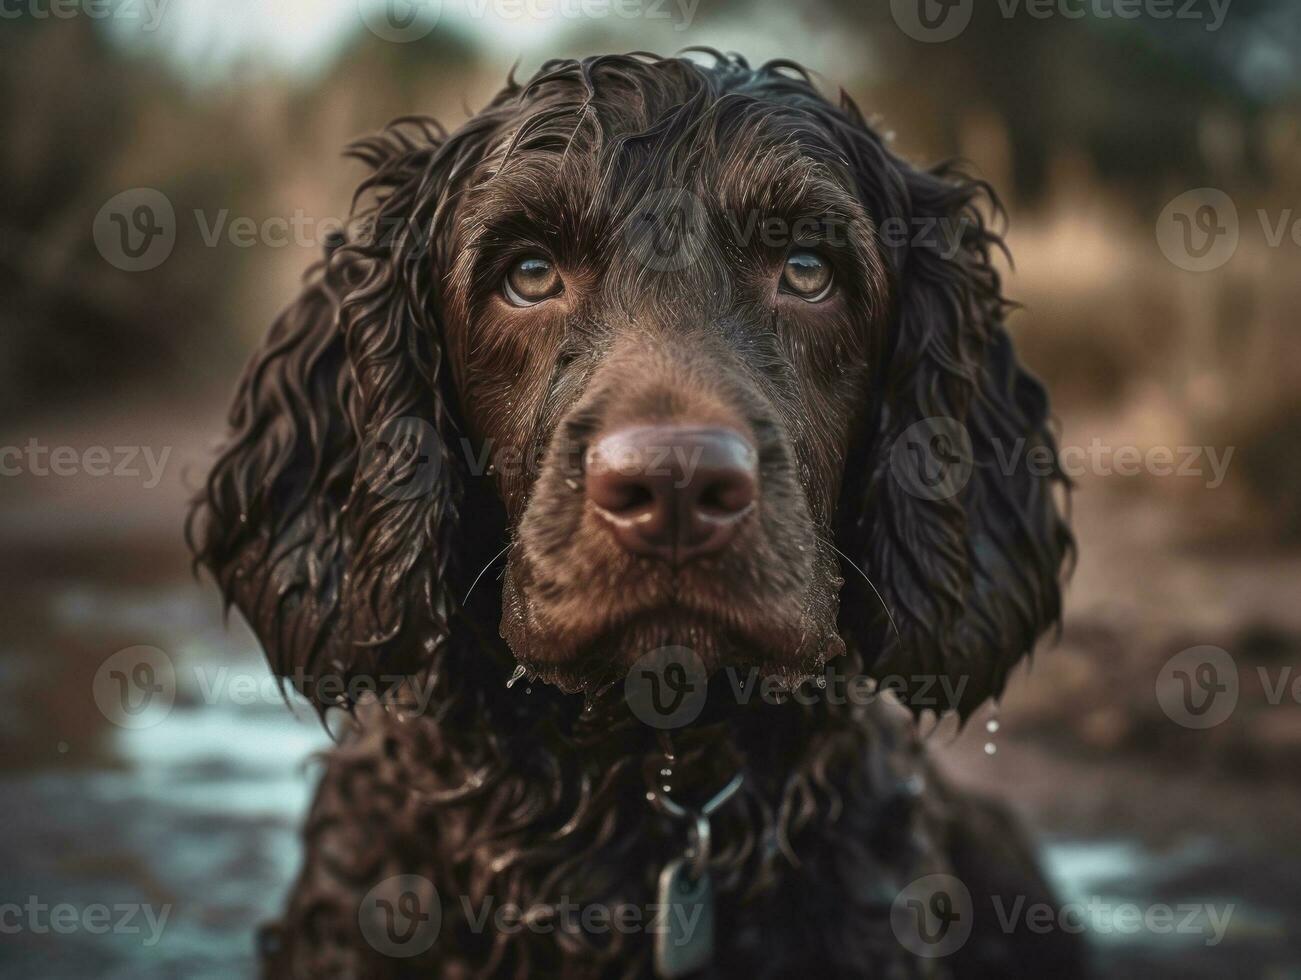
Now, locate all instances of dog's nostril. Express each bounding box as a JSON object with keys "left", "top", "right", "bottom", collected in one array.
[
  {"left": 607, "top": 483, "right": 655, "bottom": 514},
  {"left": 697, "top": 473, "right": 755, "bottom": 516},
  {"left": 699, "top": 484, "right": 728, "bottom": 513},
  {"left": 585, "top": 425, "right": 758, "bottom": 564}
]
